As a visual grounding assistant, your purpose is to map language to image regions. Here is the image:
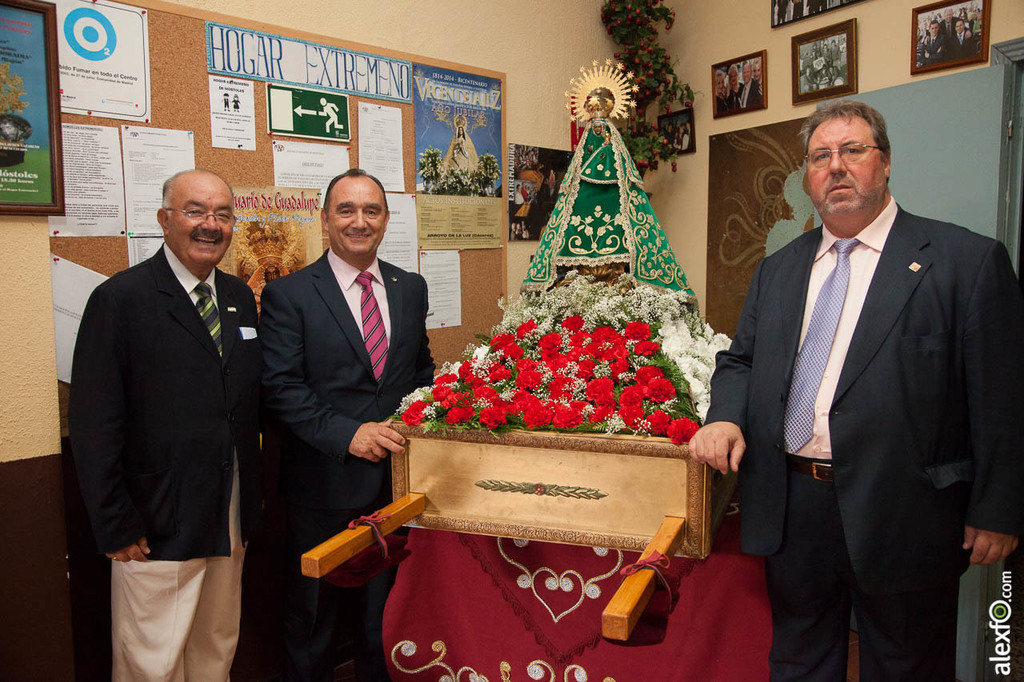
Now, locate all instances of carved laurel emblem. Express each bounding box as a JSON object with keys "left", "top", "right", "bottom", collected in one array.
[{"left": 475, "top": 479, "right": 608, "bottom": 500}]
